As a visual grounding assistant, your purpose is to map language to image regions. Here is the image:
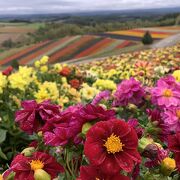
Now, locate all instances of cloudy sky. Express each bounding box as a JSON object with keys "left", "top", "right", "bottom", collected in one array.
[{"left": 0, "top": 0, "right": 179, "bottom": 14}]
